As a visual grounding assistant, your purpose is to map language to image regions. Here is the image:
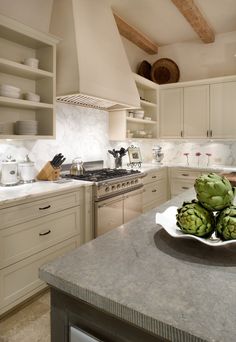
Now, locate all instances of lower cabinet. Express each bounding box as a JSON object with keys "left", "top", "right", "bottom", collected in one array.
[
  {"left": 169, "top": 168, "right": 222, "bottom": 198},
  {"left": 0, "top": 188, "right": 85, "bottom": 316},
  {"left": 142, "top": 168, "right": 168, "bottom": 212}
]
